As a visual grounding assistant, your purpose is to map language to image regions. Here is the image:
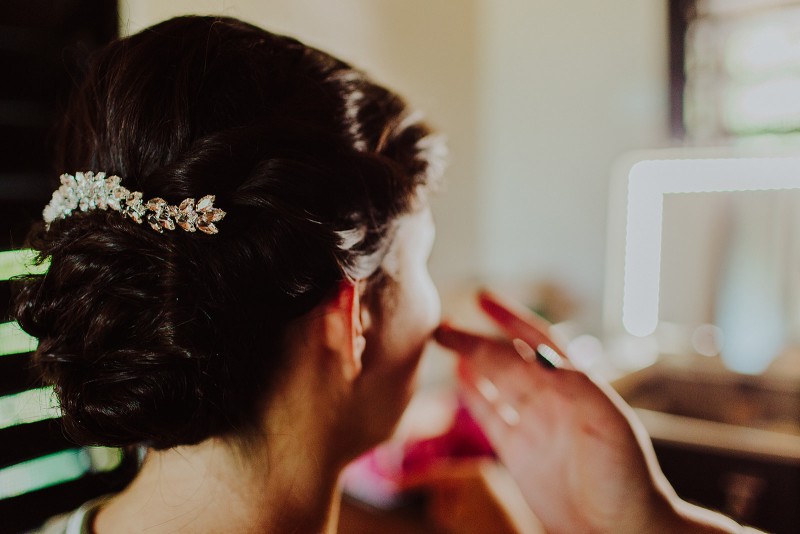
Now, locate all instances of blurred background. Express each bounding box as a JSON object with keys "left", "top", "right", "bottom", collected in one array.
[{"left": 1, "top": 1, "right": 800, "bottom": 532}]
